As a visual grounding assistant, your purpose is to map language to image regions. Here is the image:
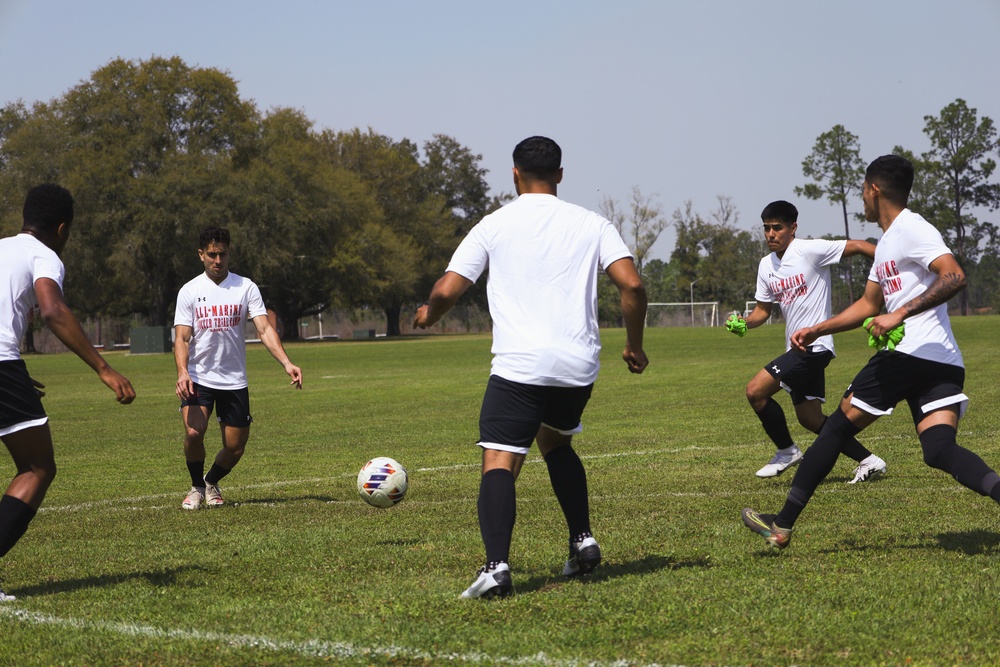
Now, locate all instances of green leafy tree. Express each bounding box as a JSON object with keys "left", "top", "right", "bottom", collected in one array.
[
  {"left": 795, "top": 124, "right": 866, "bottom": 301},
  {"left": 920, "top": 99, "right": 1000, "bottom": 314}
]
